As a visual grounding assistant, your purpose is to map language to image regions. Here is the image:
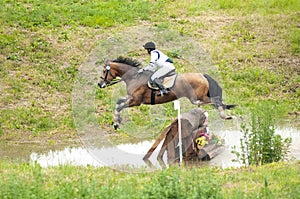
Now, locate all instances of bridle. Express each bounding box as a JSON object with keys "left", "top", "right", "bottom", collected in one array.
[{"left": 99, "top": 64, "right": 122, "bottom": 88}]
